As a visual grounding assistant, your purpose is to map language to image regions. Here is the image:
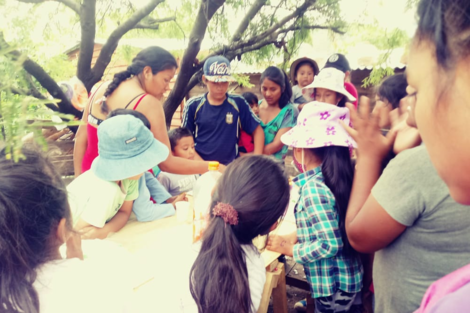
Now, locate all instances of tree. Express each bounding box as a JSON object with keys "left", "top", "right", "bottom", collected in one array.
[
  {"left": 163, "top": 0, "right": 345, "bottom": 126},
  {"left": 1, "top": 0, "right": 346, "bottom": 127}
]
